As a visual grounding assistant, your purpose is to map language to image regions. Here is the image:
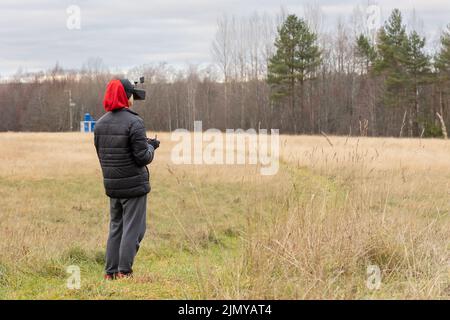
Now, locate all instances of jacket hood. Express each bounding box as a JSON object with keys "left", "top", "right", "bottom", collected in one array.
[{"left": 103, "top": 79, "right": 129, "bottom": 112}]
